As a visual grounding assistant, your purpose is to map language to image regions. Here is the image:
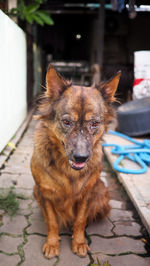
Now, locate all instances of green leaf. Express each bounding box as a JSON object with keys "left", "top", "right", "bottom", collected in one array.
[
  {"left": 25, "top": 13, "right": 34, "bottom": 24},
  {"left": 18, "top": 0, "right": 26, "bottom": 19},
  {"left": 35, "top": 0, "right": 44, "bottom": 3},
  {"left": 36, "top": 10, "right": 54, "bottom": 25},
  {"left": 26, "top": 4, "right": 40, "bottom": 14},
  {"left": 32, "top": 13, "right": 44, "bottom": 26},
  {"left": 9, "top": 8, "right": 18, "bottom": 15}
]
